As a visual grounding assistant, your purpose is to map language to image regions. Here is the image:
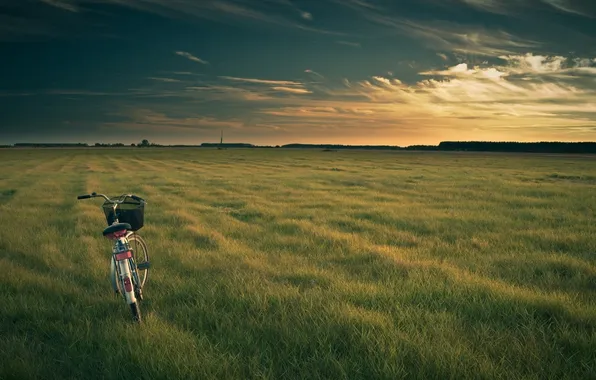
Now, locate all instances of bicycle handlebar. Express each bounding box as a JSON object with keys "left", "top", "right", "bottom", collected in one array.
[{"left": 76, "top": 192, "right": 146, "bottom": 203}]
